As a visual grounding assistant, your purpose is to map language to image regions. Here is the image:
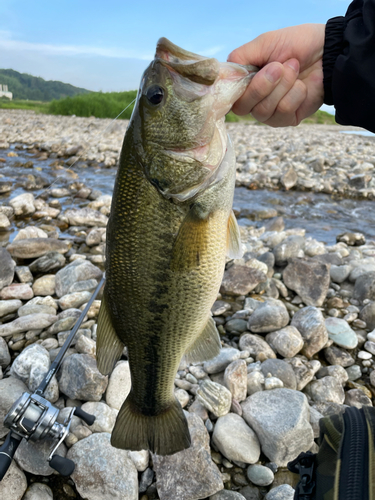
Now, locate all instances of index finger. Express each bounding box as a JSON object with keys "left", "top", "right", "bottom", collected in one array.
[{"left": 231, "top": 62, "right": 284, "bottom": 116}]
